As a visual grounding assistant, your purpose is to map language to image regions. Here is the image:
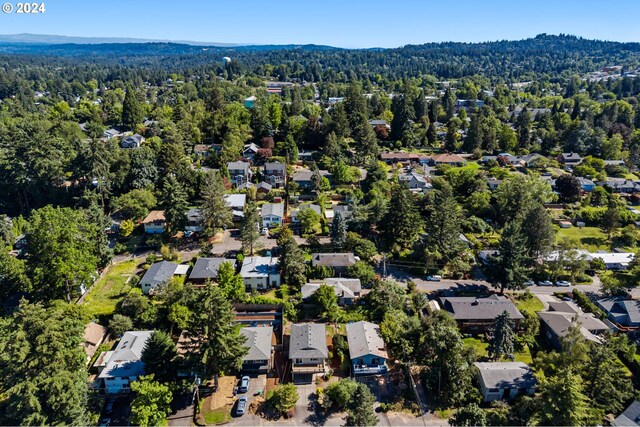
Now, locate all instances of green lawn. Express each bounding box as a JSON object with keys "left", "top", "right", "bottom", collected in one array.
[
  {"left": 202, "top": 407, "right": 232, "bottom": 425},
  {"left": 556, "top": 226, "right": 609, "bottom": 251},
  {"left": 463, "top": 337, "right": 533, "bottom": 363},
  {"left": 81, "top": 260, "right": 138, "bottom": 320},
  {"left": 516, "top": 295, "right": 544, "bottom": 315}
]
